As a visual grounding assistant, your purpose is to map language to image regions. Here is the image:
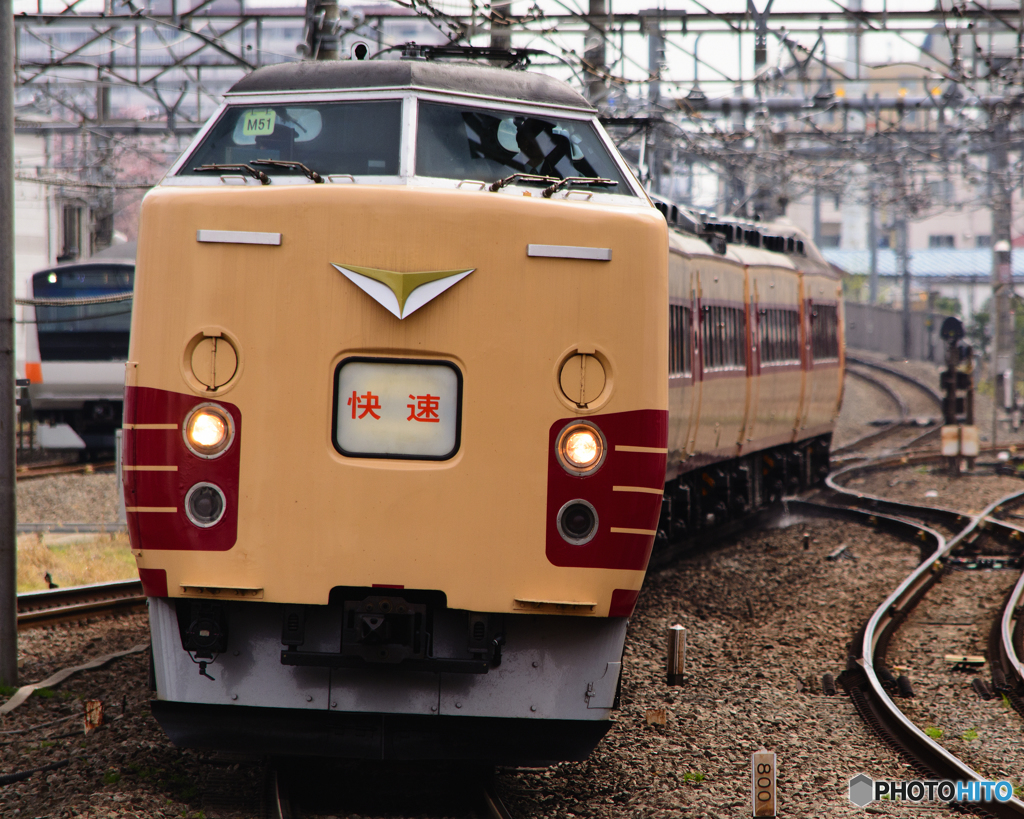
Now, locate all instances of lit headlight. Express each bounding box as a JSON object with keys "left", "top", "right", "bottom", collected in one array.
[
  {"left": 556, "top": 421, "right": 606, "bottom": 476},
  {"left": 183, "top": 403, "right": 234, "bottom": 458}
]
